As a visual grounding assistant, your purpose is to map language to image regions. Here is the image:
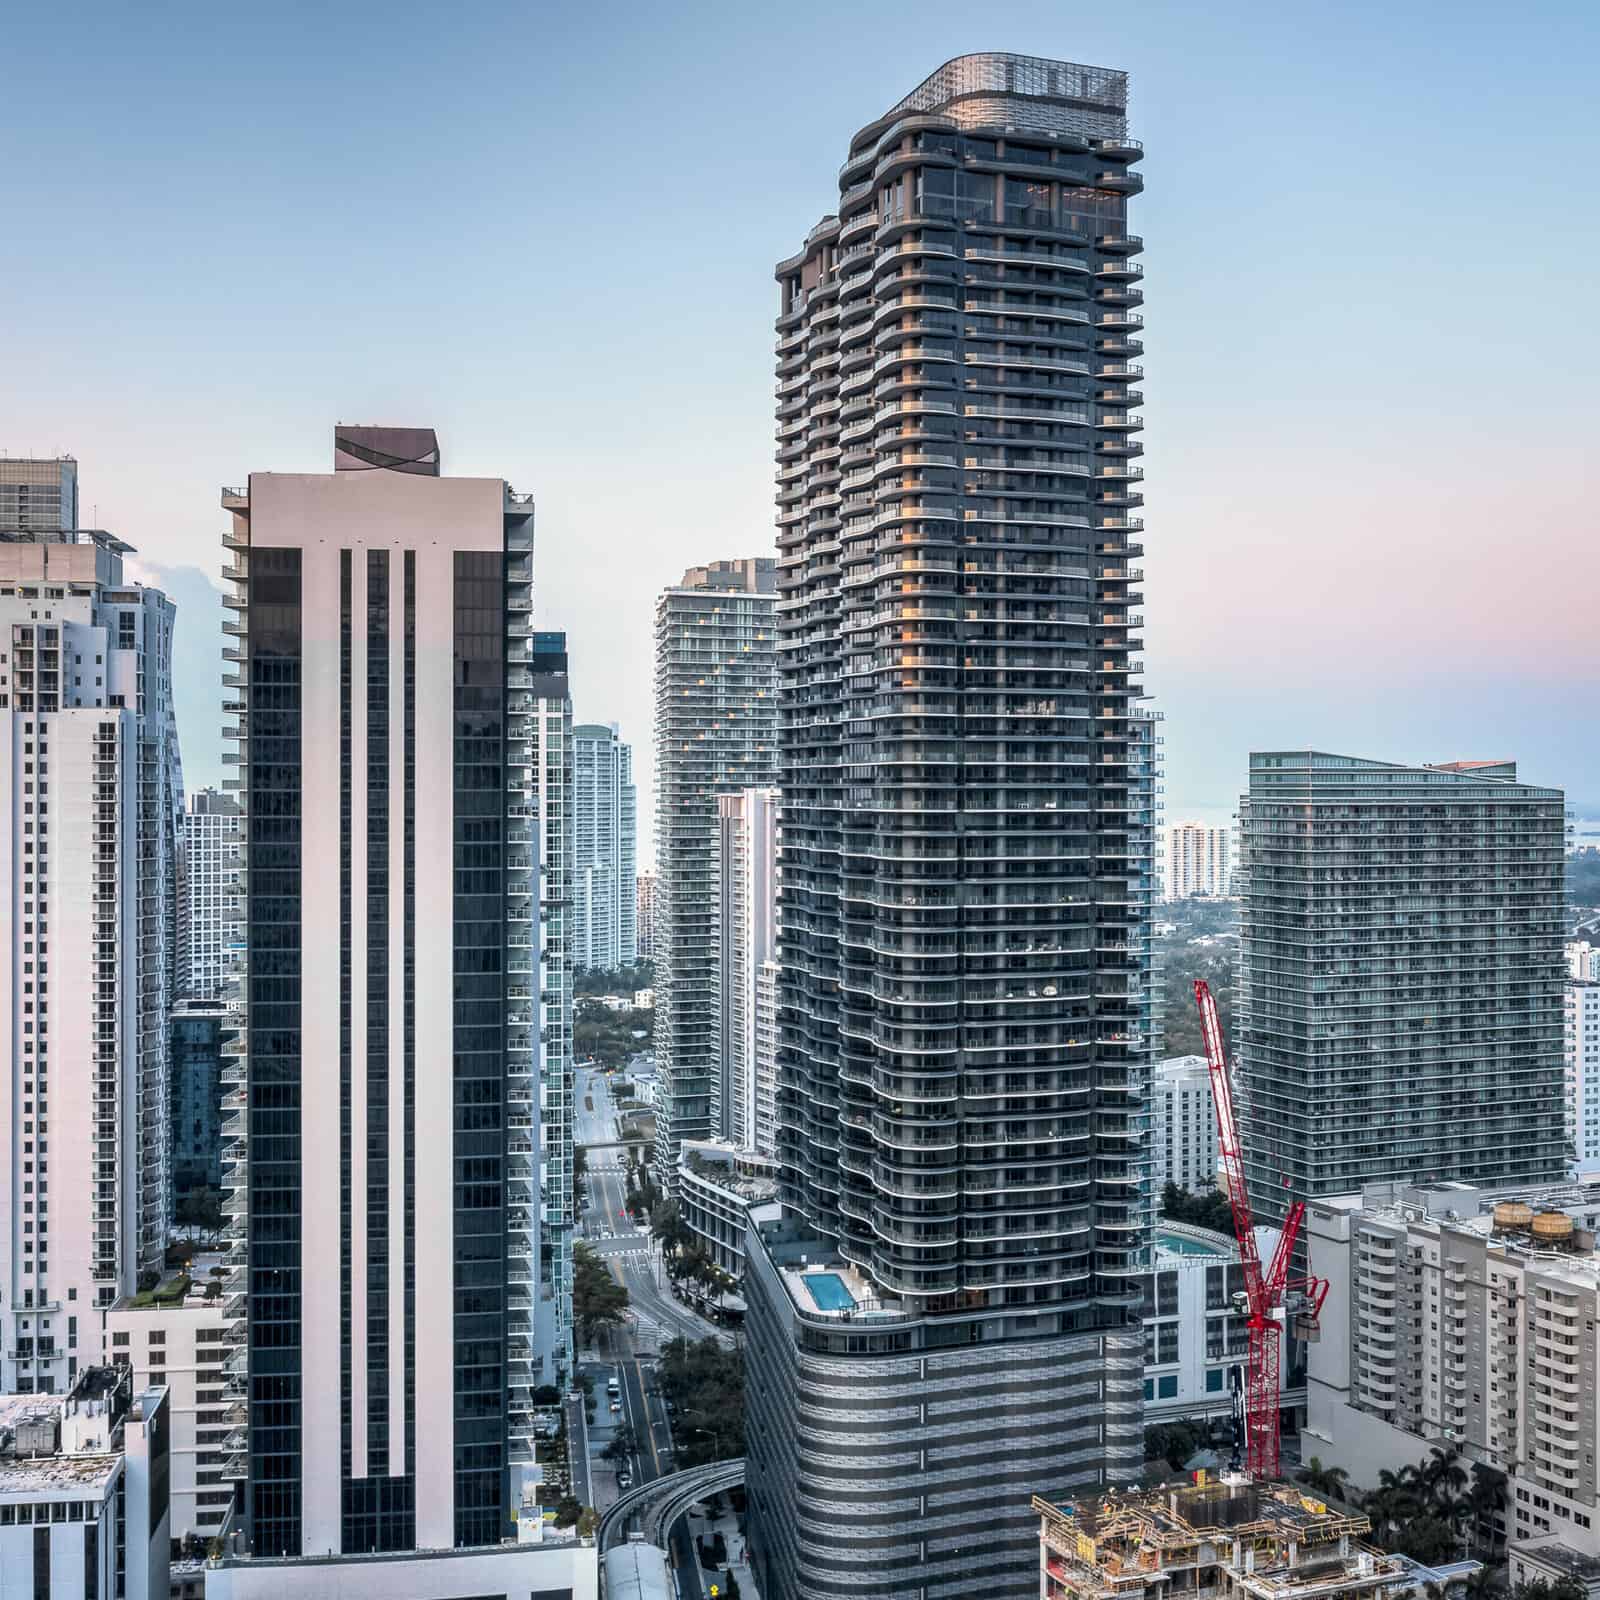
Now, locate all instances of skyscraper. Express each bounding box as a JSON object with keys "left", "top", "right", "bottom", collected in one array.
[
  {"left": 651, "top": 560, "right": 777, "bottom": 1184},
  {"left": 636, "top": 870, "right": 658, "bottom": 960},
  {"left": 1163, "top": 819, "right": 1230, "bottom": 900},
  {"left": 0, "top": 529, "right": 181, "bottom": 1393},
  {"left": 572, "top": 721, "right": 637, "bottom": 970},
  {"left": 1237, "top": 752, "right": 1567, "bottom": 1215},
  {"left": 0, "top": 456, "right": 79, "bottom": 533},
  {"left": 525, "top": 632, "right": 576, "bottom": 1390},
  {"left": 747, "top": 54, "right": 1151, "bottom": 1599},
  {"left": 180, "top": 787, "right": 243, "bottom": 998},
  {"left": 712, "top": 786, "right": 779, "bottom": 1153},
  {"left": 221, "top": 425, "right": 554, "bottom": 1556}
]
